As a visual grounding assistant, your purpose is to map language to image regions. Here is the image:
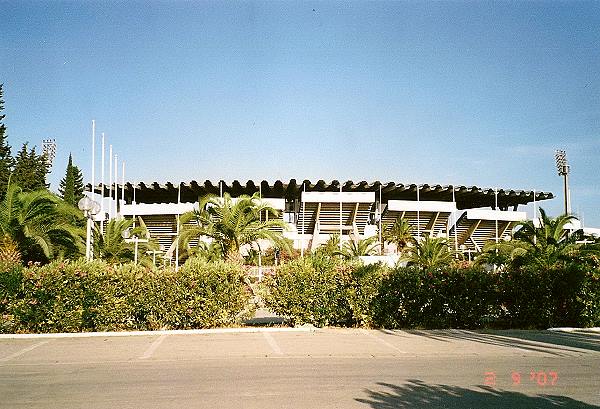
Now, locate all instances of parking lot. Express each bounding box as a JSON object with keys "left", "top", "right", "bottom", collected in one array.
[{"left": 1, "top": 328, "right": 599, "bottom": 408}]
